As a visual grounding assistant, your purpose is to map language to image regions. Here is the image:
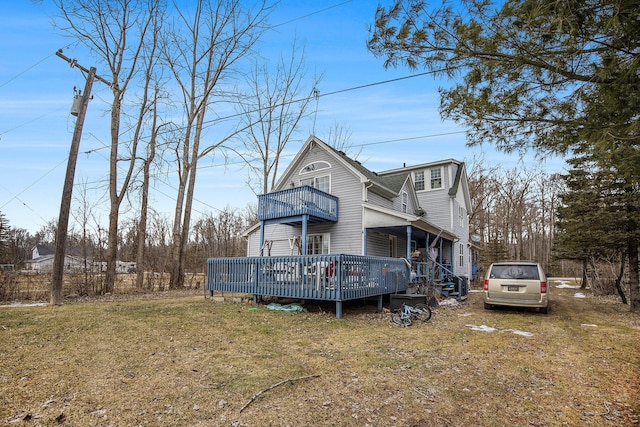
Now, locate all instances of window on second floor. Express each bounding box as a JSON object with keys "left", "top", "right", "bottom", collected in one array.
[
  {"left": 300, "top": 175, "right": 330, "bottom": 193},
  {"left": 459, "top": 206, "right": 465, "bottom": 227},
  {"left": 430, "top": 168, "right": 442, "bottom": 189},
  {"left": 414, "top": 168, "right": 443, "bottom": 191},
  {"left": 459, "top": 243, "right": 464, "bottom": 267},
  {"left": 401, "top": 191, "right": 408, "bottom": 213},
  {"left": 414, "top": 171, "right": 425, "bottom": 191}
]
